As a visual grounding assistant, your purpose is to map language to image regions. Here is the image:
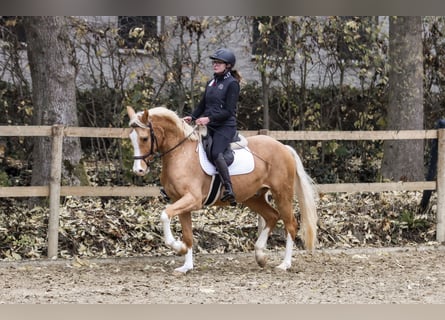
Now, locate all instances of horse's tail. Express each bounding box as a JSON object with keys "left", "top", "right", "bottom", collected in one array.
[{"left": 285, "top": 145, "right": 318, "bottom": 251}]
